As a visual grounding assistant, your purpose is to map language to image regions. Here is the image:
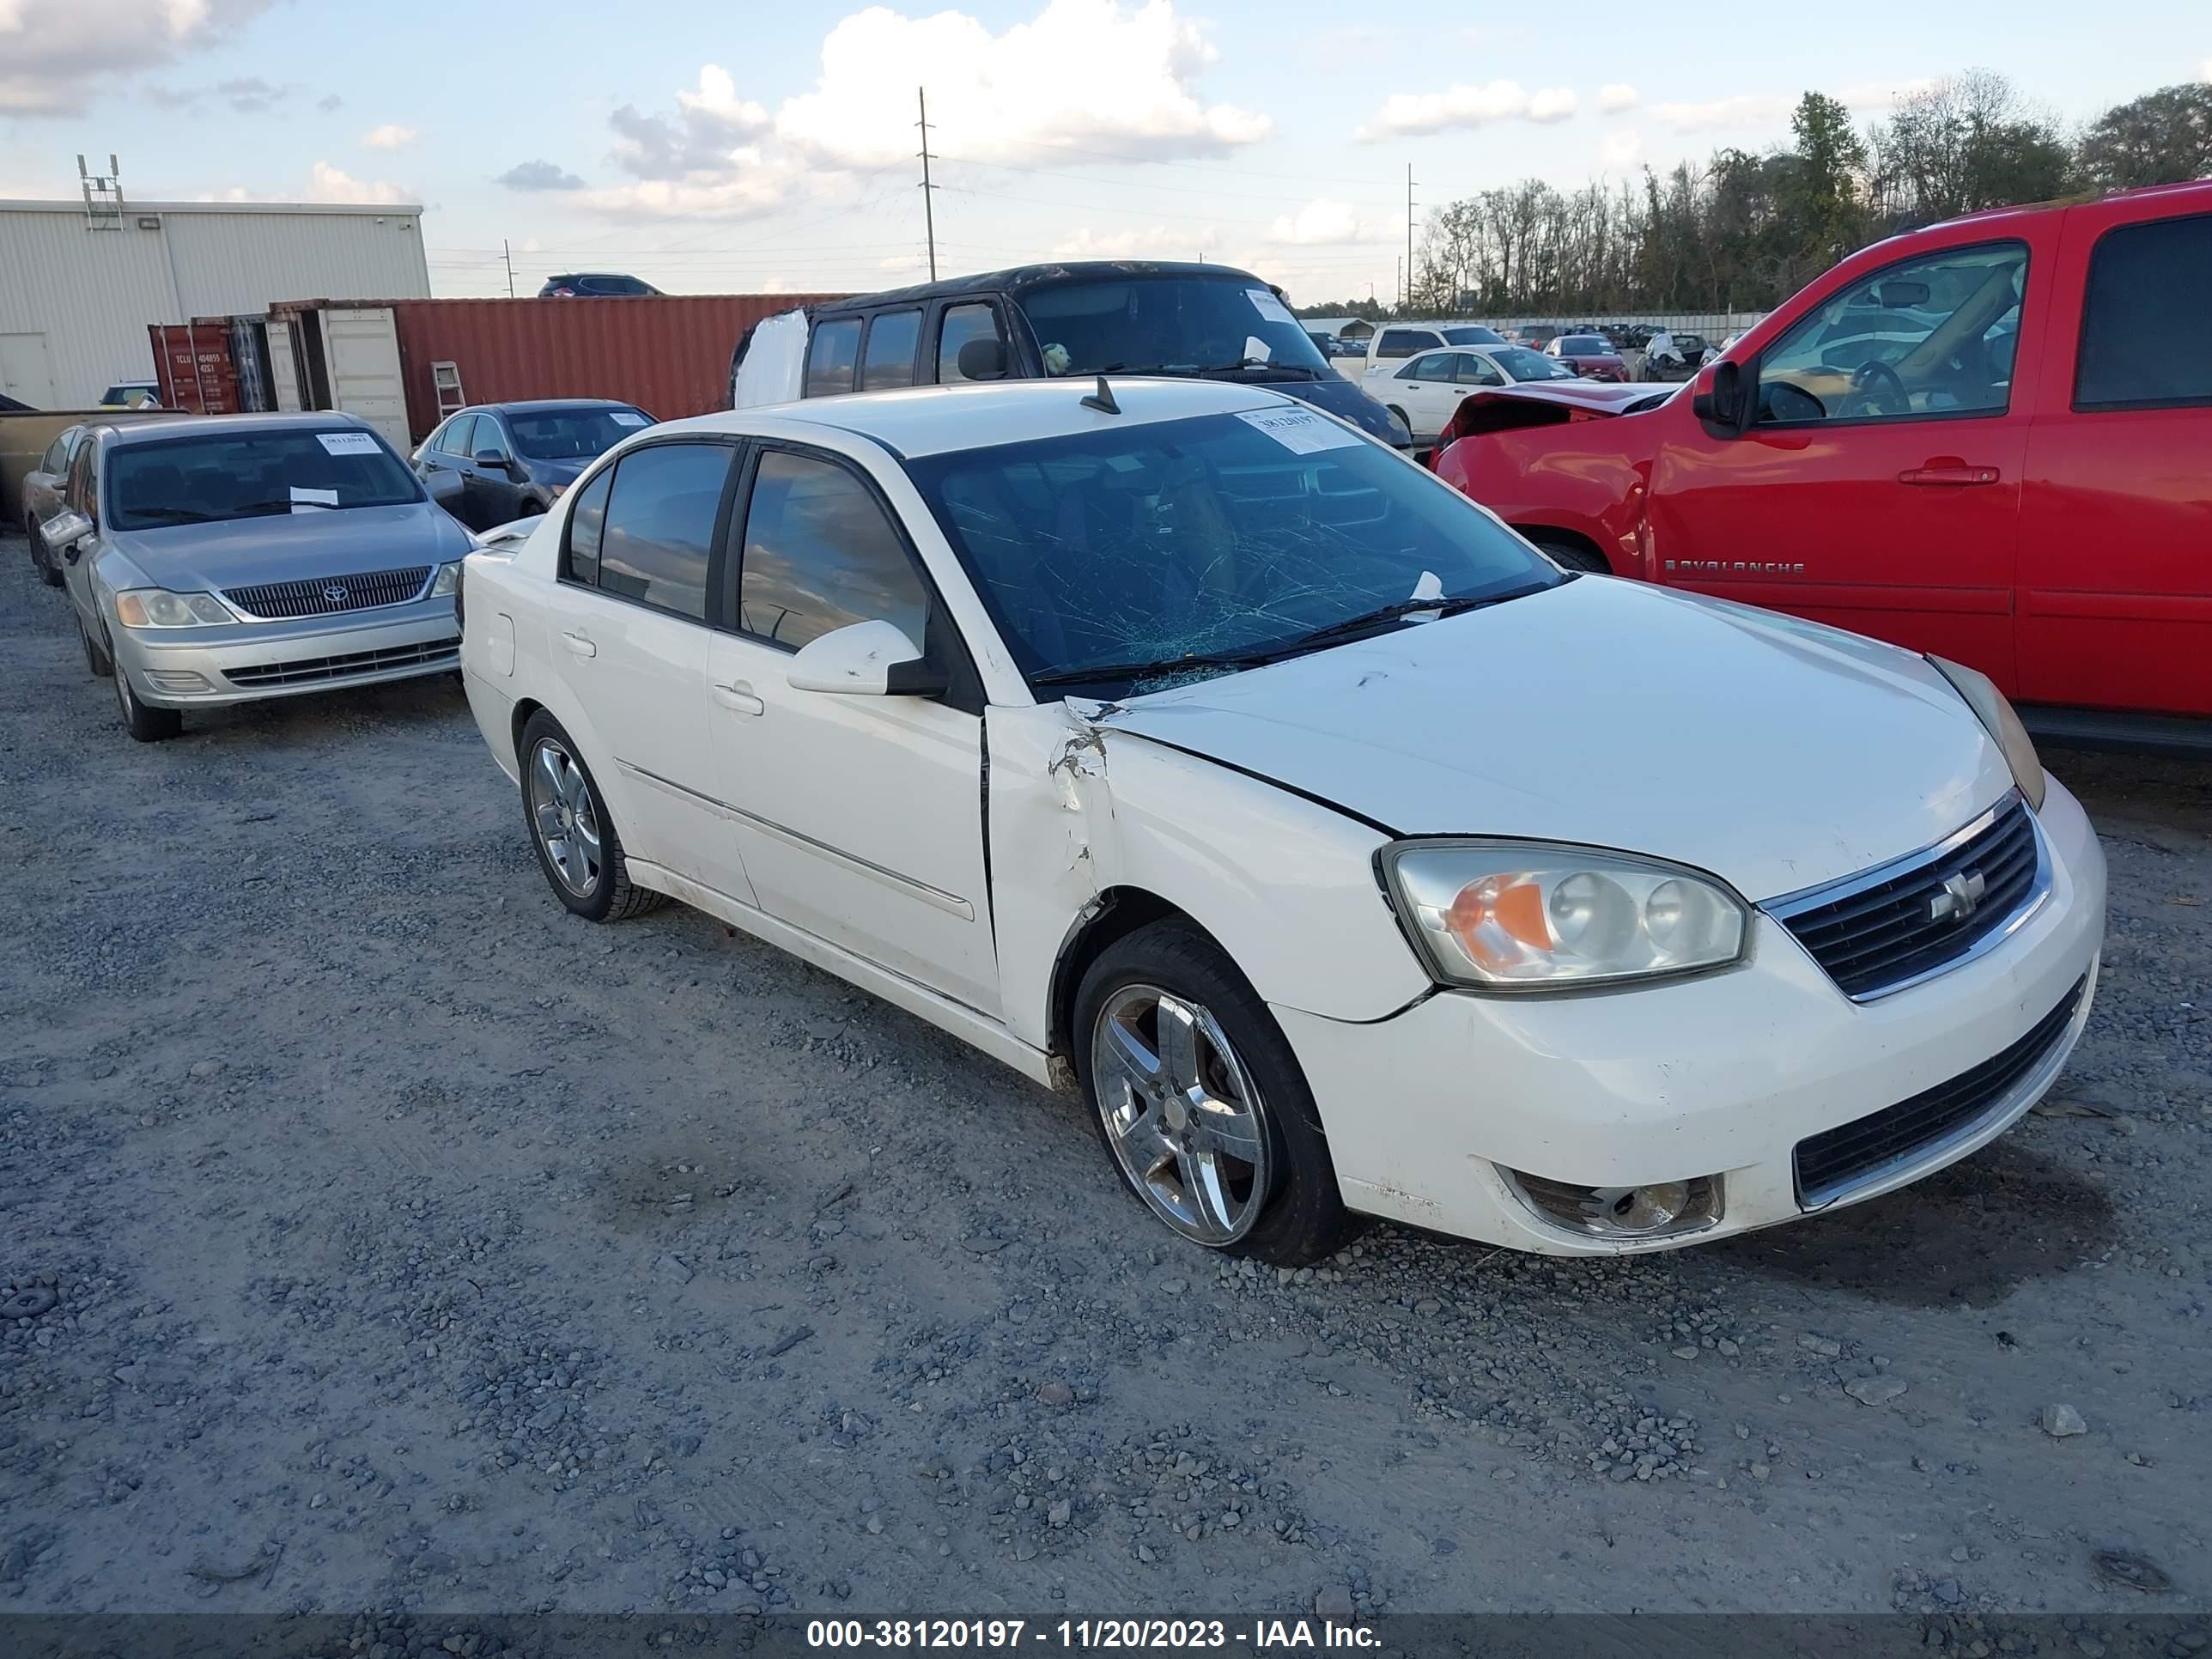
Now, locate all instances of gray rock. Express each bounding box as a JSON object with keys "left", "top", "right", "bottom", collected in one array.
[
  {"left": 1844, "top": 1376, "right": 1908, "bottom": 1407},
  {"left": 655, "top": 1255, "right": 694, "bottom": 1285},
  {"left": 2040, "top": 1403, "right": 2088, "bottom": 1437}
]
